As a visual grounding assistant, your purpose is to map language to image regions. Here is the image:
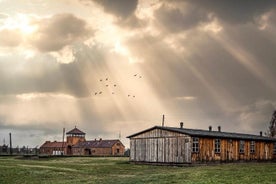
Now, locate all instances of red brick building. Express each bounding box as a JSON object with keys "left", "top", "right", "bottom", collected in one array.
[
  {"left": 40, "top": 127, "right": 125, "bottom": 156},
  {"left": 72, "top": 139, "right": 125, "bottom": 156},
  {"left": 39, "top": 141, "right": 67, "bottom": 155}
]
